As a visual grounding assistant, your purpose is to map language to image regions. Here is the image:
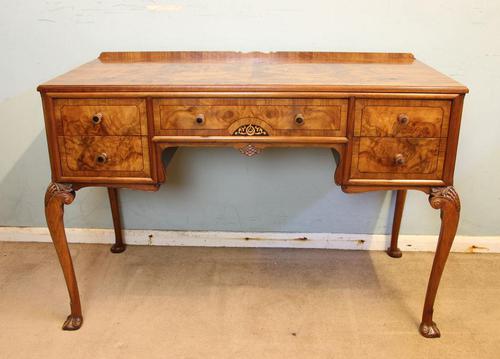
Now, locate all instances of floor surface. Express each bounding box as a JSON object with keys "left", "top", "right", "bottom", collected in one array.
[{"left": 0, "top": 242, "right": 499, "bottom": 358}]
